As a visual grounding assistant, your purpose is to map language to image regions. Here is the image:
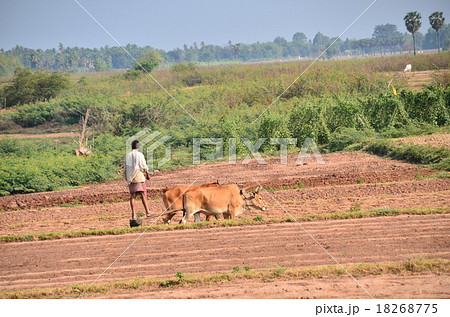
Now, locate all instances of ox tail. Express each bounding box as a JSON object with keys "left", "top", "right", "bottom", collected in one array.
[
  {"left": 182, "top": 194, "right": 188, "bottom": 218},
  {"left": 161, "top": 192, "right": 169, "bottom": 209},
  {"left": 180, "top": 193, "right": 193, "bottom": 224}
]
